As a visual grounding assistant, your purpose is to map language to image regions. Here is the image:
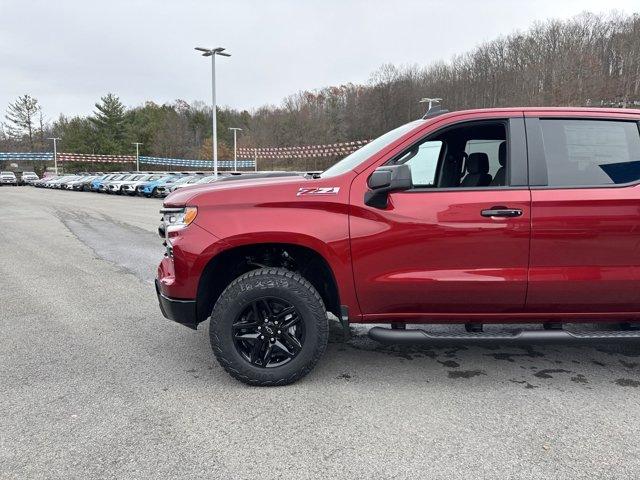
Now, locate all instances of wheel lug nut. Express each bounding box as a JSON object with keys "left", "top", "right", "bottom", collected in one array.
[
  {"left": 260, "top": 335, "right": 264, "bottom": 339},
  {"left": 257, "top": 326, "right": 261, "bottom": 330},
  {"left": 277, "top": 330, "right": 281, "bottom": 334},
  {"left": 270, "top": 337, "right": 275, "bottom": 341}
]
